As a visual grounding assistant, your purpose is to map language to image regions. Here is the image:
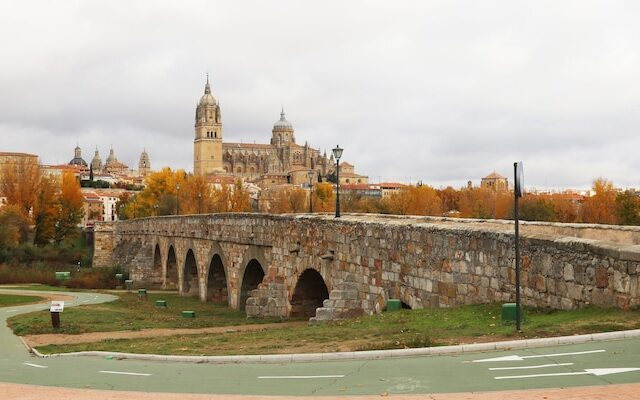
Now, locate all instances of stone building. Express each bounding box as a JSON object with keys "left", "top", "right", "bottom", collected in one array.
[
  {"left": 192, "top": 76, "right": 367, "bottom": 187},
  {"left": 481, "top": 171, "right": 508, "bottom": 192}
]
